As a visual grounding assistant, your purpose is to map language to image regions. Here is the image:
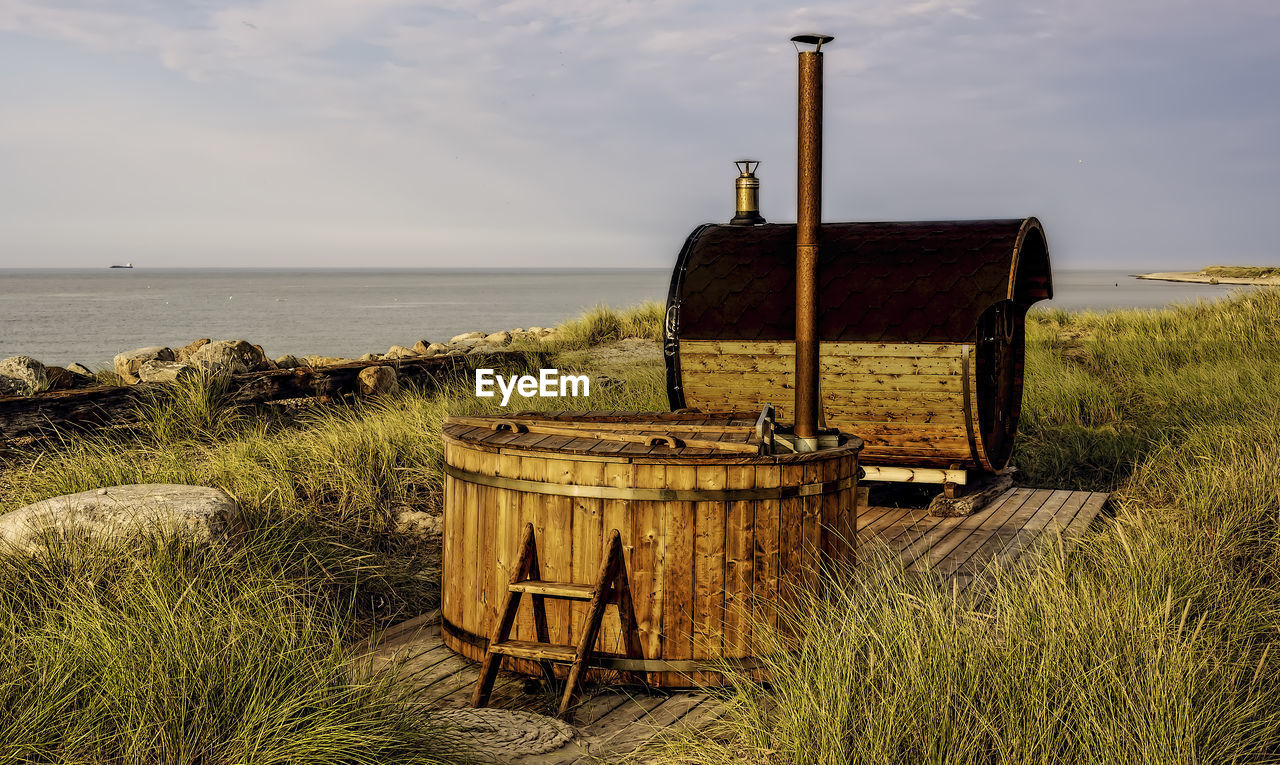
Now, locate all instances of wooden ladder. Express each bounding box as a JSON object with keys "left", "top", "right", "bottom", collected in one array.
[{"left": 471, "top": 522, "right": 641, "bottom": 718}]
